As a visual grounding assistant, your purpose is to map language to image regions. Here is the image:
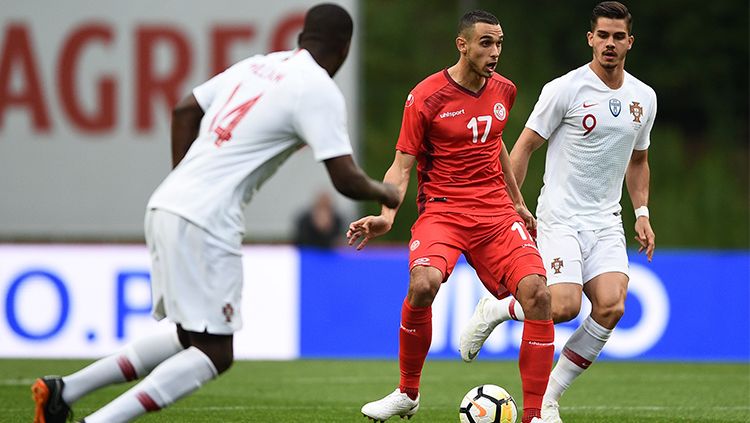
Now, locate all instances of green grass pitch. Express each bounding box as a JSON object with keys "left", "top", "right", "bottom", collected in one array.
[{"left": 3, "top": 359, "right": 748, "bottom": 422}]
